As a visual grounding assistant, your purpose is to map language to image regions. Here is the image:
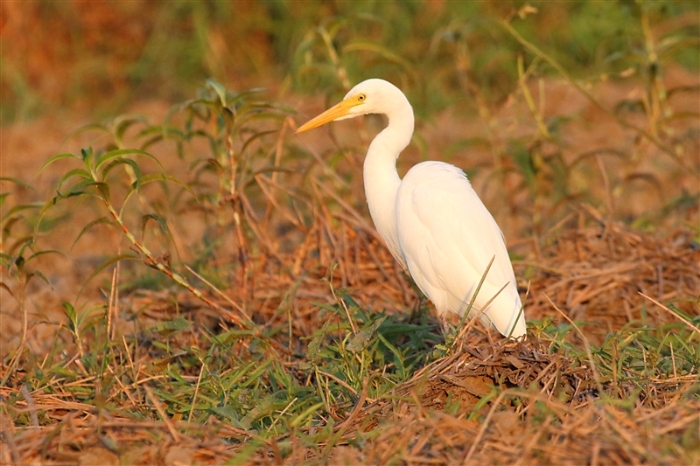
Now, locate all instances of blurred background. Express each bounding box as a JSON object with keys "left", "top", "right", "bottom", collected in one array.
[
  {"left": 3, "top": 1, "right": 698, "bottom": 119},
  {"left": 2, "top": 0, "right": 698, "bottom": 249}
]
